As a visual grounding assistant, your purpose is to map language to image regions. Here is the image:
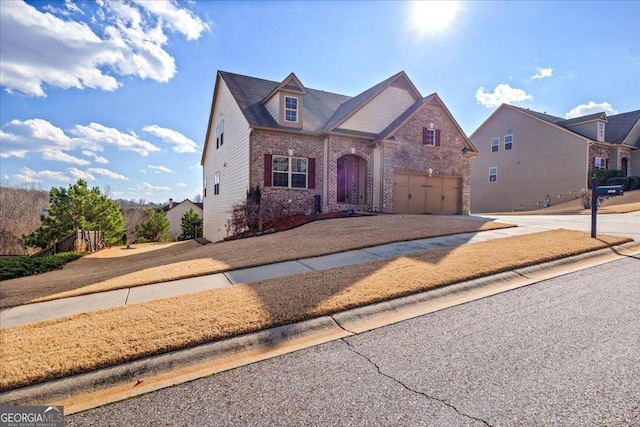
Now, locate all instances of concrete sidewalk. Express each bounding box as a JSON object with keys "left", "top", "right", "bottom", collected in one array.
[{"left": 1, "top": 212, "right": 637, "bottom": 329}]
